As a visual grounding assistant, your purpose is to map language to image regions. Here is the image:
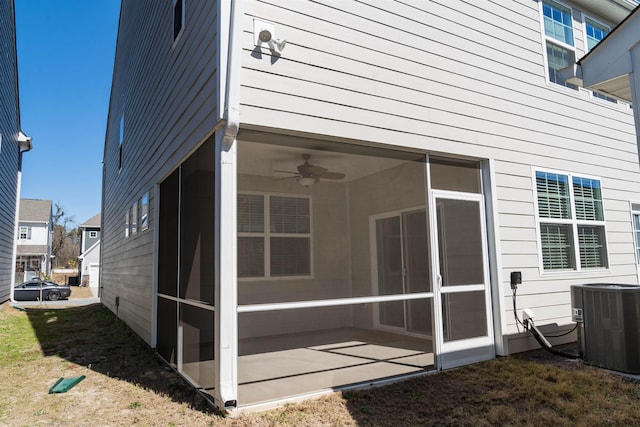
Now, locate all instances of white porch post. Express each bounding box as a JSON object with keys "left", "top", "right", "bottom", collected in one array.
[
  {"left": 631, "top": 44, "right": 640, "bottom": 163},
  {"left": 215, "top": 0, "right": 242, "bottom": 411},
  {"left": 214, "top": 132, "right": 238, "bottom": 409}
]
